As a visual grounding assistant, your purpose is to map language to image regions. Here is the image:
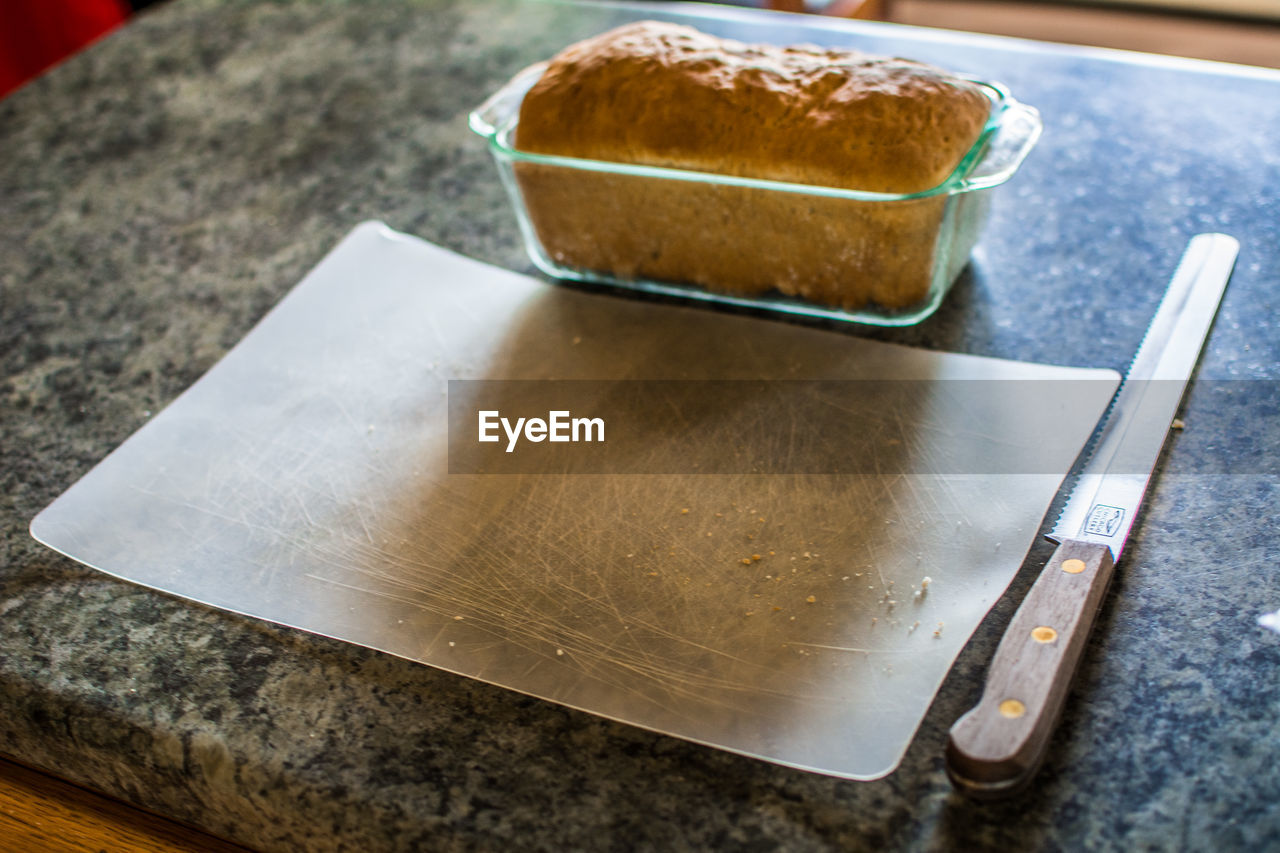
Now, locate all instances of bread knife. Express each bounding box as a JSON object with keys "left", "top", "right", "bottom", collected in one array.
[{"left": 945, "top": 232, "right": 1240, "bottom": 799}]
